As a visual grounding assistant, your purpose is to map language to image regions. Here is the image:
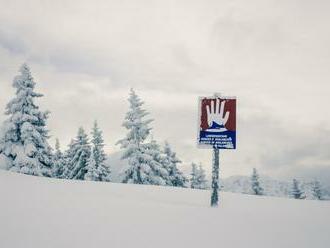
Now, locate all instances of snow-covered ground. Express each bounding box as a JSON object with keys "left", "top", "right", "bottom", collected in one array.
[{"left": 0, "top": 170, "right": 329, "bottom": 248}]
